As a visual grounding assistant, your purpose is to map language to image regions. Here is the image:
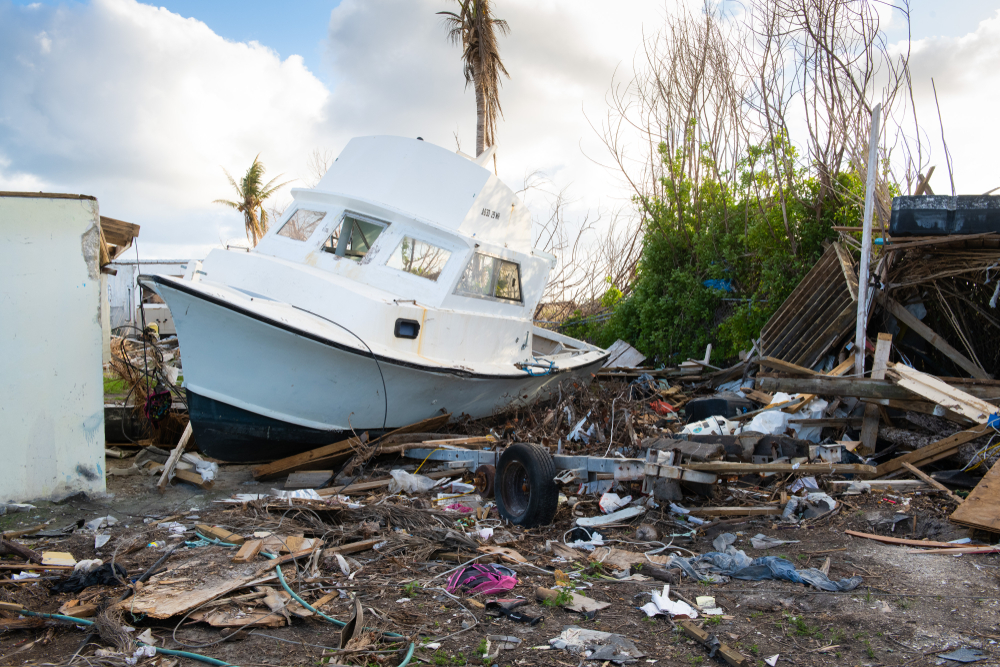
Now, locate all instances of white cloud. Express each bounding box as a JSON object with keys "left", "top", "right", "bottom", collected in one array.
[
  {"left": 897, "top": 9, "right": 1000, "bottom": 194},
  {"left": 0, "top": 0, "right": 329, "bottom": 253},
  {"left": 0, "top": 0, "right": 996, "bottom": 262}
]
